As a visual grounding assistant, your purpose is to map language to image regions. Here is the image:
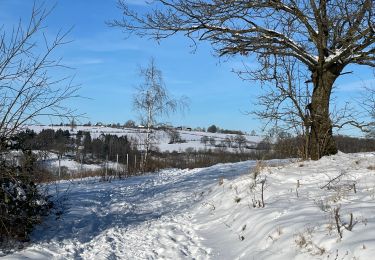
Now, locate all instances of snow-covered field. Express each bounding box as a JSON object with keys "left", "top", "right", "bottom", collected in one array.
[
  {"left": 42, "top": 156, "right": 122, "bottom": 174},
  {"left": 26, "top": 125, "right": 263, "bottom": 152},
  {"left": 3, "top": 152, "right": 375, "bottom": 259}
]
